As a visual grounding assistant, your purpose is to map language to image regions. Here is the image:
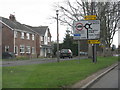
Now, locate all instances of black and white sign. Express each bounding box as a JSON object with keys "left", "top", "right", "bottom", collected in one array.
[{"left": 73, "top": 20, "right": 100, "bottom": 40}]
